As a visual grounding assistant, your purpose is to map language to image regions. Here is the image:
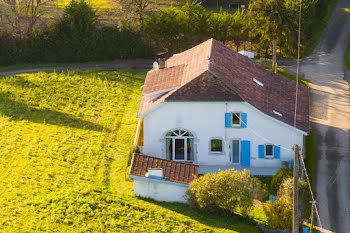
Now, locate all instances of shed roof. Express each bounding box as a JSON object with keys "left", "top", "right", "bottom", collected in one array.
[{"left": 129, "top": 154, "right": 199, "bottom": 185}]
